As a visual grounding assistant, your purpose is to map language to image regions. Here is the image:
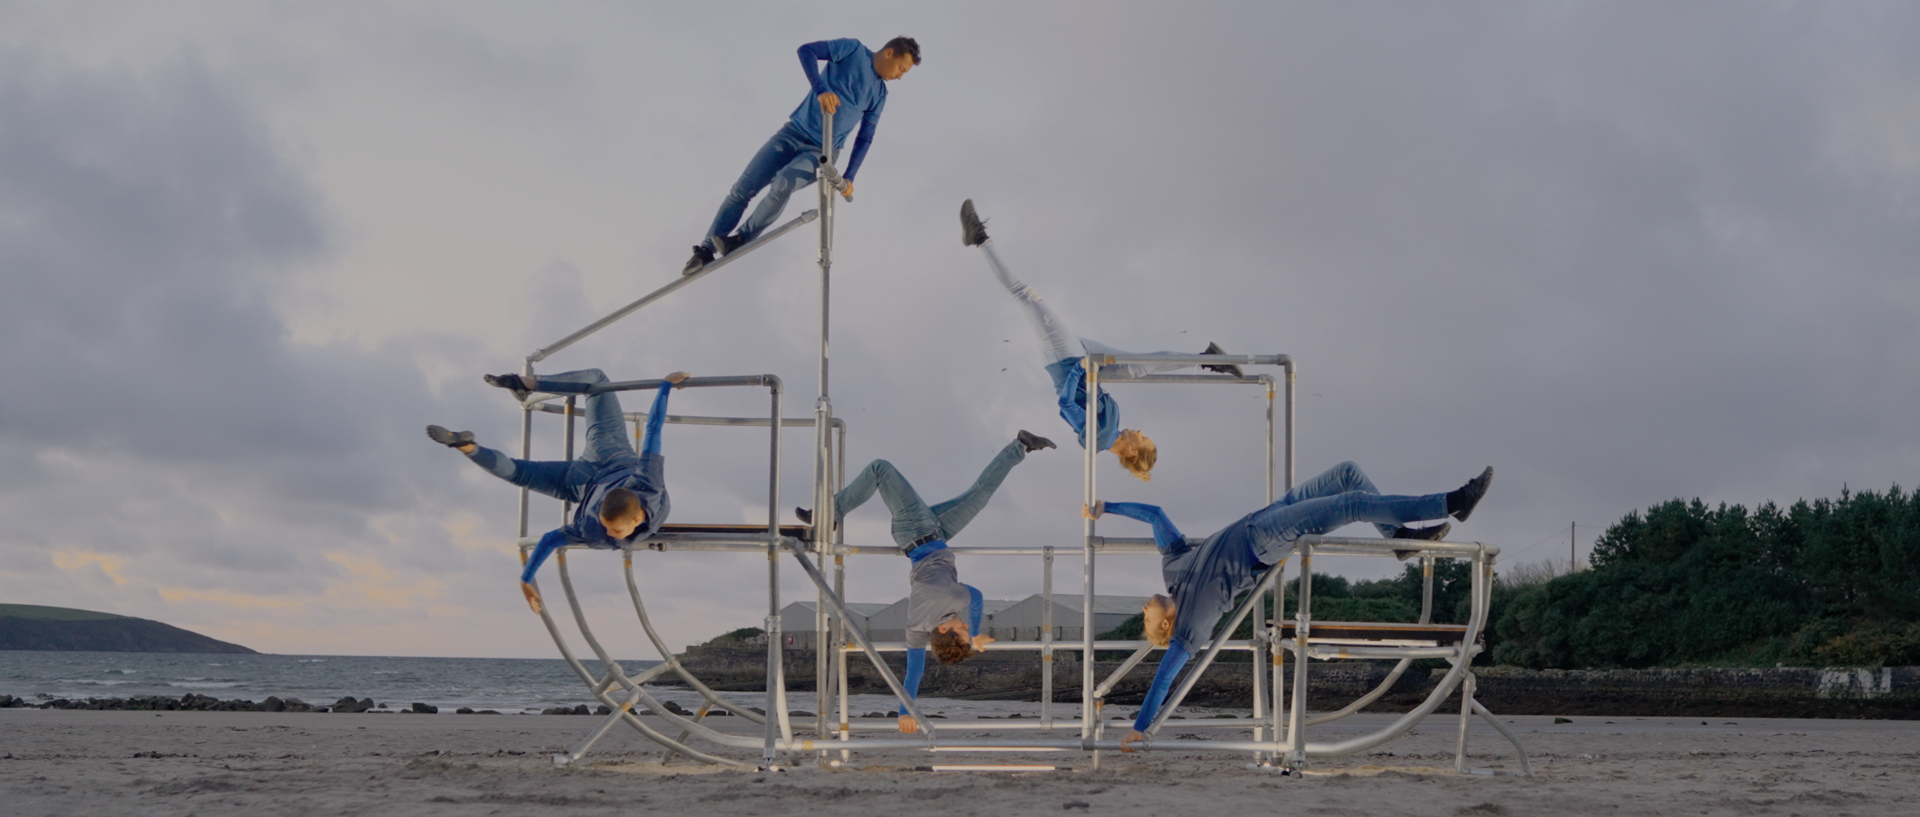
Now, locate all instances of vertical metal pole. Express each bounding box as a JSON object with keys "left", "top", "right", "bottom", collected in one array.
[
  {"left": 562, "top": 396, "right": 576, "bottom": 524},
  {"left": 795, "top": 106, "right": 838, "bottom": 768},
  {"left": 1288, "top": 542, "right": 1313, "bottom": 769},
  {"left": 1041, "top": 546, "right": 1054, "bottom": 731},
  {"left": 1251, "top": 383, "right": 1276, "bottom": 756},
  {"left": 517, "top": 361, "right": 535, "bottom": 541},
  {"left": 1080, "top": 355, "right": 1099, "bottom": 762},
  {"left": 834, "top": 425, "right": 850, "bottom": 761}
]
